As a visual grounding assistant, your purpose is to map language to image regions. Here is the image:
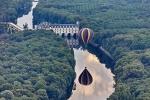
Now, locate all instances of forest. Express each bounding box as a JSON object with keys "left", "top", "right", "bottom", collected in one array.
[
  {"left": 0, "top": 30, "right": 75, "bottom": 99},
  {"left": 33, "top": 0, "right": 150, "bottom": 99},
  {"left": 0, "top": 0, "right": 32, "bottom": 23},
  {"left": 0, "top": 0, "right": 77, "bottom": 99}
]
